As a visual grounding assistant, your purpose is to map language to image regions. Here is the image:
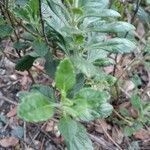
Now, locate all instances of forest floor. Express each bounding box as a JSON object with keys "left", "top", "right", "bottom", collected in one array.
[{"left": 0, "top": 39, "right": 149, "bottom": 150}]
